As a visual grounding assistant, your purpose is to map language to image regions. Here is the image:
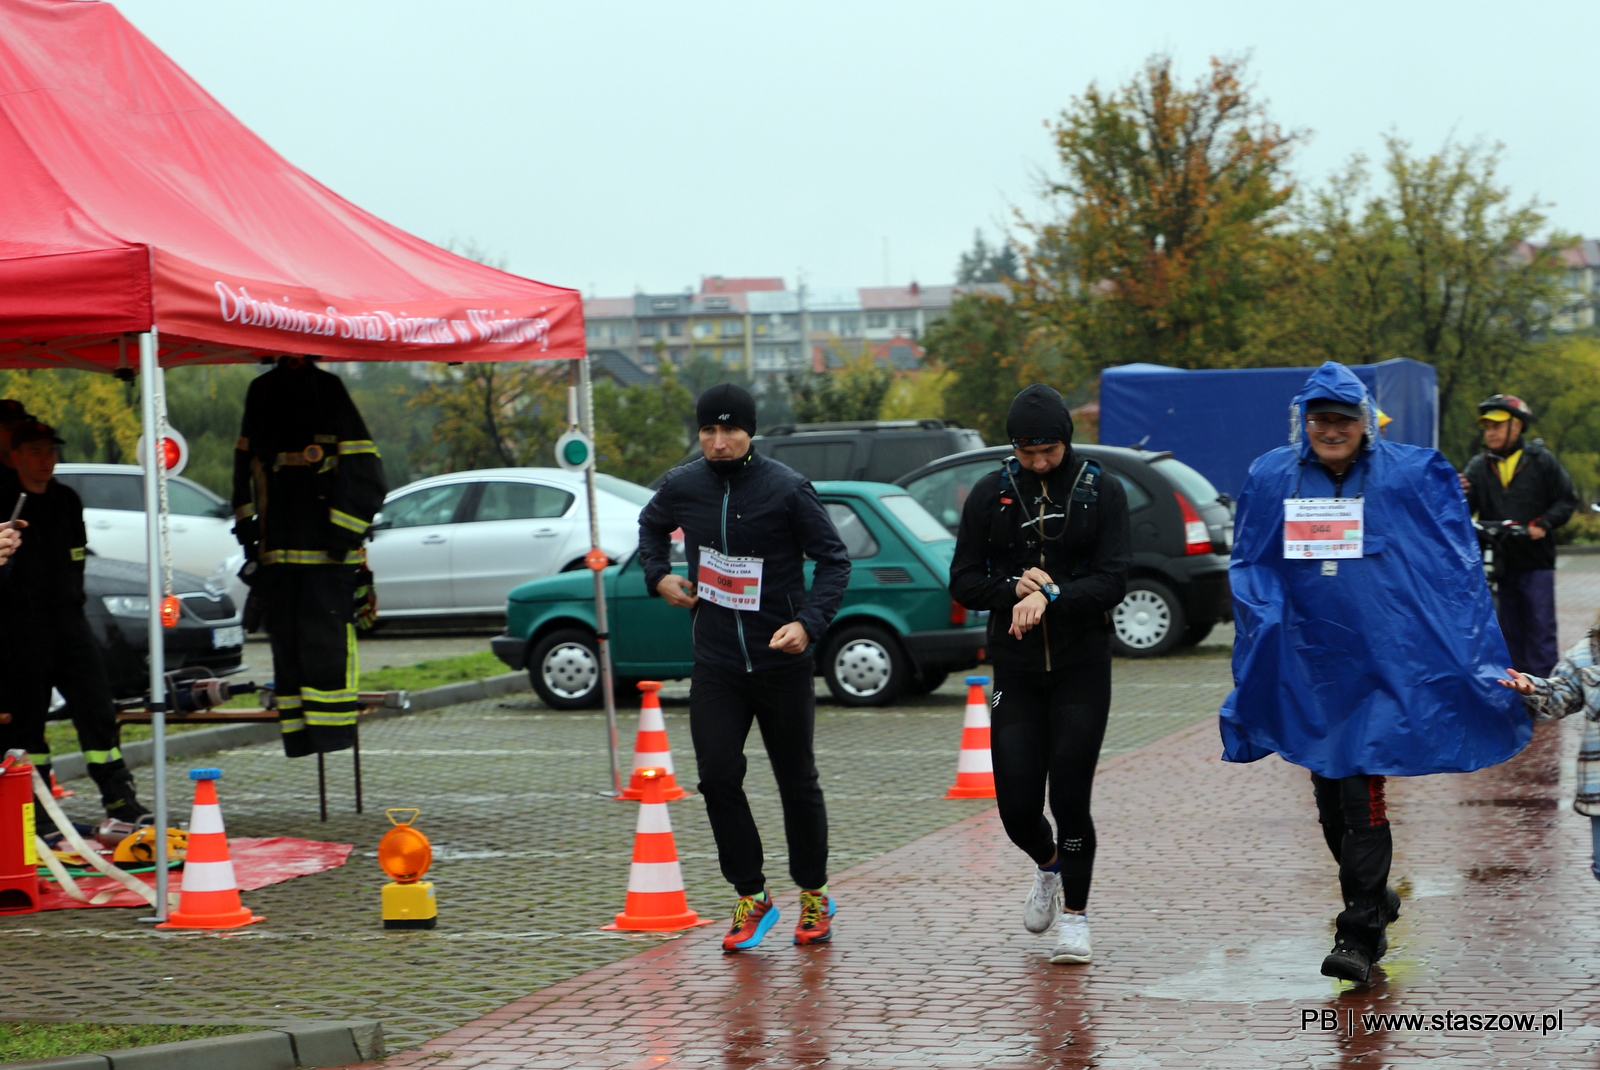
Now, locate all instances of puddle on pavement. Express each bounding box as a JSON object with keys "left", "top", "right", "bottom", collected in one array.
[{"left": 1138, "top": 938, "right": 1343, "bottom": 1001}]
